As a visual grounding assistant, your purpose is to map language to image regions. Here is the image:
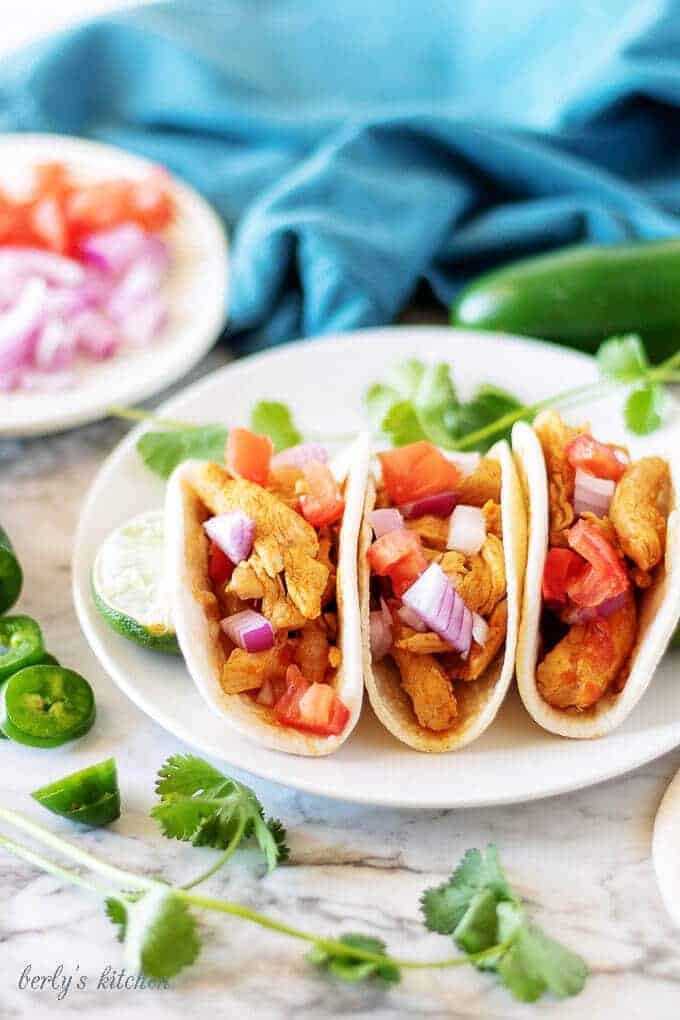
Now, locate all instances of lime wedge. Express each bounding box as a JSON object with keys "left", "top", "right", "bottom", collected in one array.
[{"left": 92, "top": 509, "right": 179, "bottom": 654}]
